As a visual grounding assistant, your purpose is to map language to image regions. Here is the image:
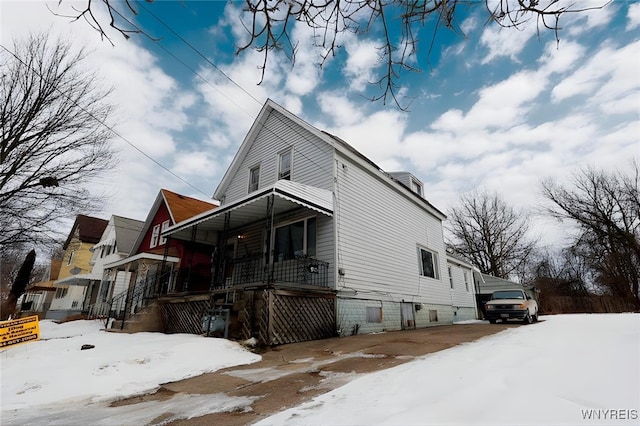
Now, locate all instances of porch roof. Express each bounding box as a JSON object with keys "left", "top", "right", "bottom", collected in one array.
[
  {"left": 55, "top": 272, "right": 102, "bottom": 287},
  {"left": 165, "top": 180, "right": 333, "bottom": 242},
  {"left": 103, "top": 253, "right": 180, "bottom": 269}
]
